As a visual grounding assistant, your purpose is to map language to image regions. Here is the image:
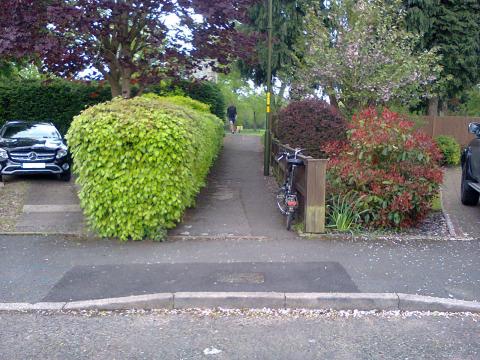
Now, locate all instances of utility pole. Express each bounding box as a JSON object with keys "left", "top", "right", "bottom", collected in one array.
[{"left": 263, "top": 0, "right": 273, "bottom": 176}]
